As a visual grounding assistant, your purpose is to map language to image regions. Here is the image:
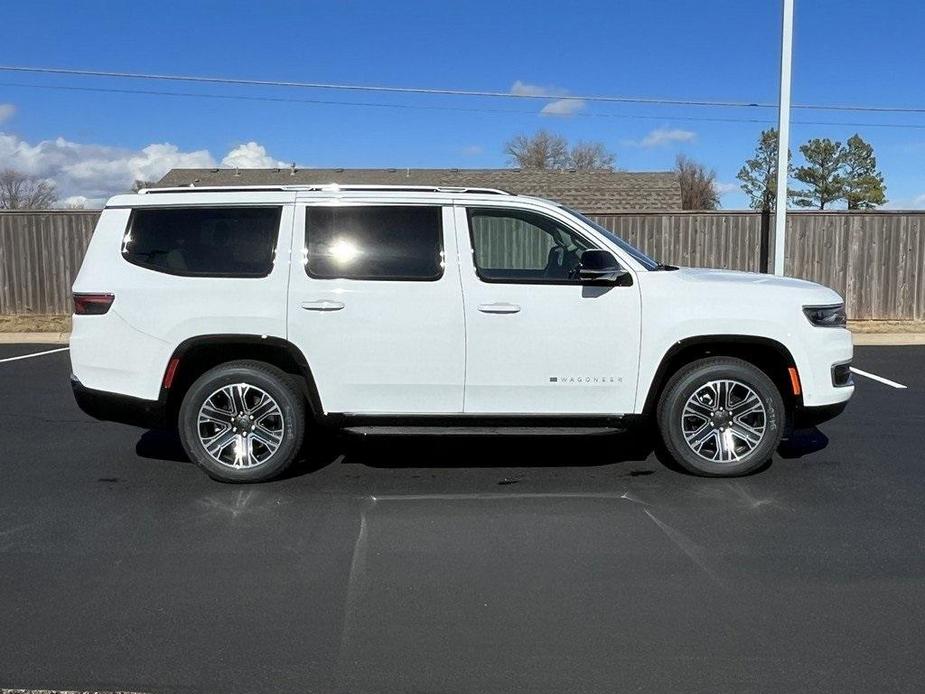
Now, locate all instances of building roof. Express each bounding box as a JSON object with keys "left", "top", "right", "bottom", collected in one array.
[{"left": 155, "top": 168, "right": 682, "bottom": 212}]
